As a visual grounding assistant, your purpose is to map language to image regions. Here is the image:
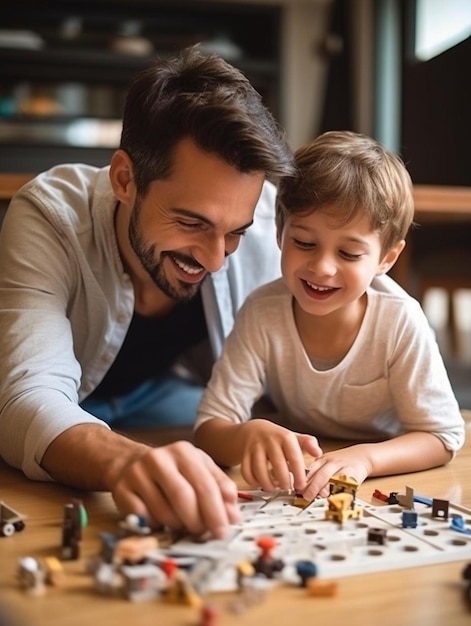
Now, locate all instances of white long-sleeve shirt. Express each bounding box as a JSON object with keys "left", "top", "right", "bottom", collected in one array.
[
  {"left": 0, "top": 164, "right": 281, "bottom": 480},
  {"left": 195, "top": 278, "right": 465, "bottom": 452}
]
